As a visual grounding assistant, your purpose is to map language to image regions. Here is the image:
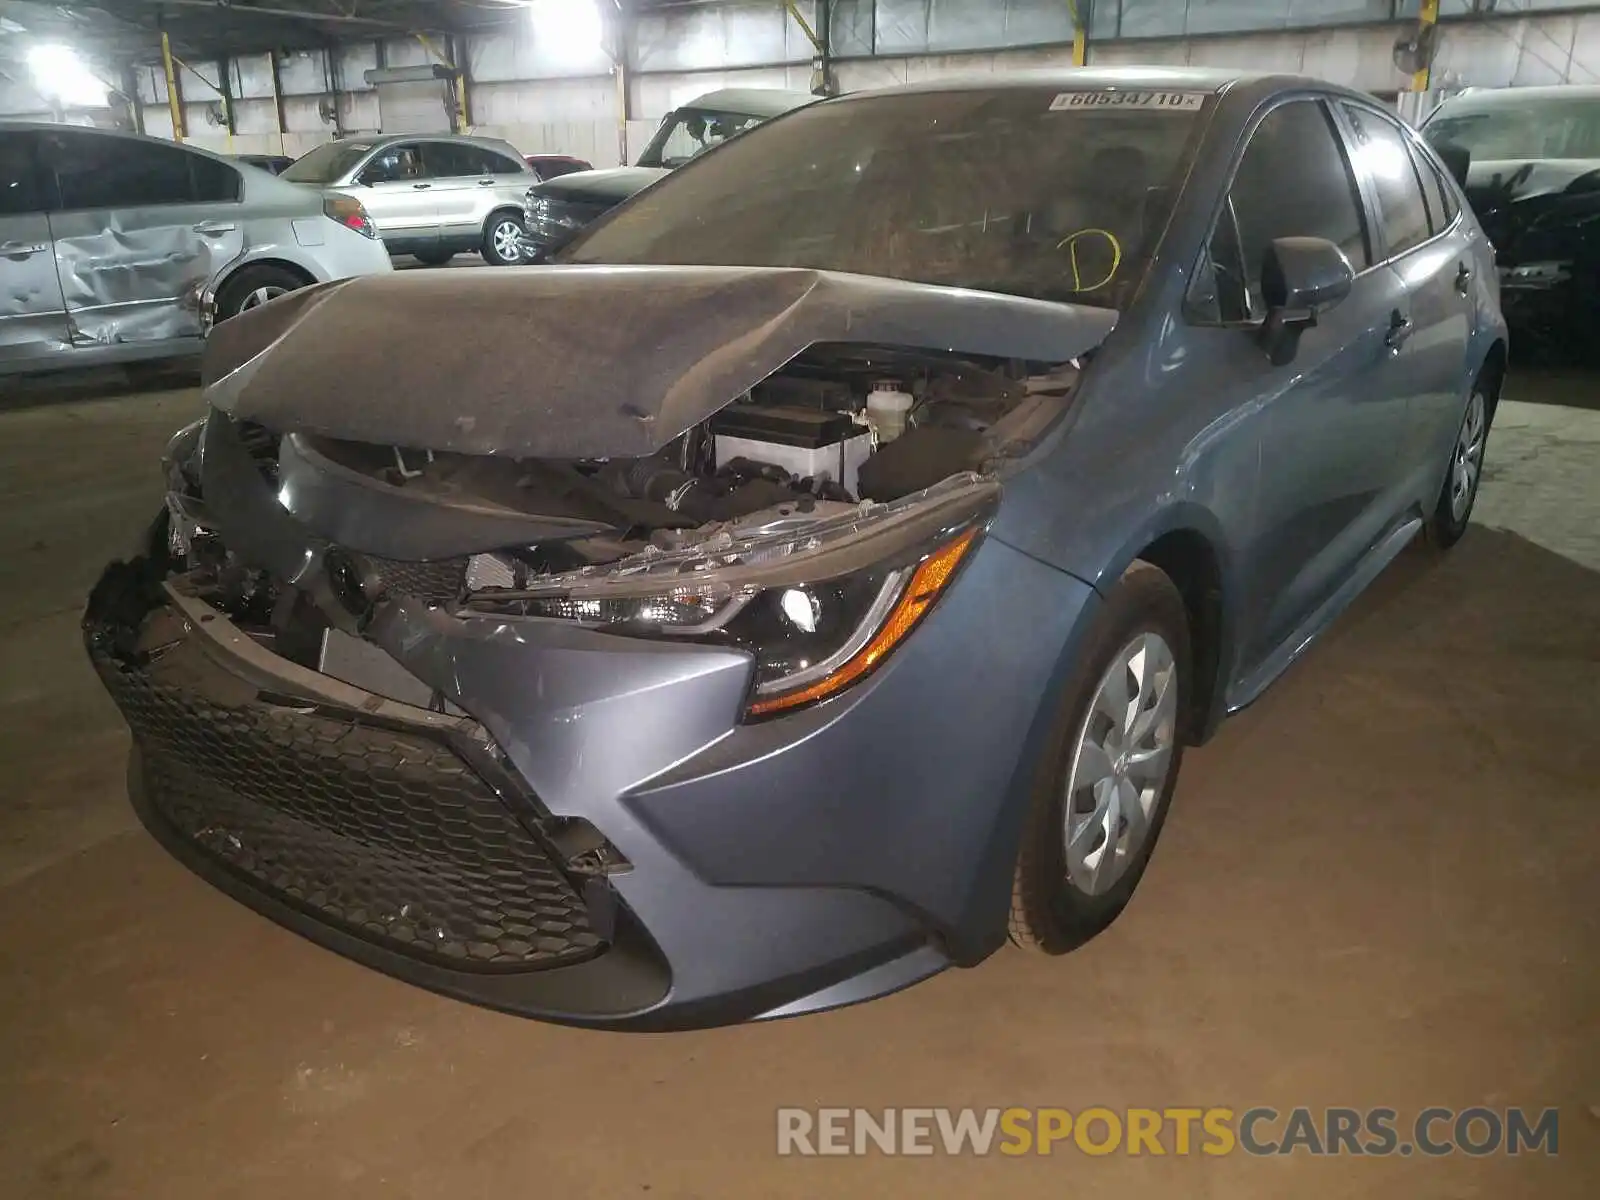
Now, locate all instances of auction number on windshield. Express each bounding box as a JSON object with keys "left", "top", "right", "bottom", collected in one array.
[{"left": 1049, "top": 90, "right": 1205, "bottom": 111}]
